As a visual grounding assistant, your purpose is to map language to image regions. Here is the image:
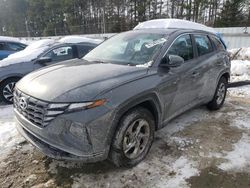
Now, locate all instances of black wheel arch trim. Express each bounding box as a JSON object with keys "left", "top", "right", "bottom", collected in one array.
[
  {"left": 107, "top": 91, "right": 162, "bottom": 151},
  {"left": 0, "top": 74, "right": 23, "bottom": 83},
  {"left": 218, "top": 69, "right": 230, "bottom": 84}
]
